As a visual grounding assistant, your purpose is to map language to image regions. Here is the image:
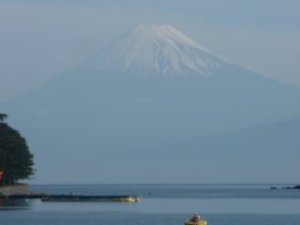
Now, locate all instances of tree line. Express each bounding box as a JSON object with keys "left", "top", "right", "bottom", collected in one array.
[{"left": 0, "top": 113, "right": 34, "bottom": 185}]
